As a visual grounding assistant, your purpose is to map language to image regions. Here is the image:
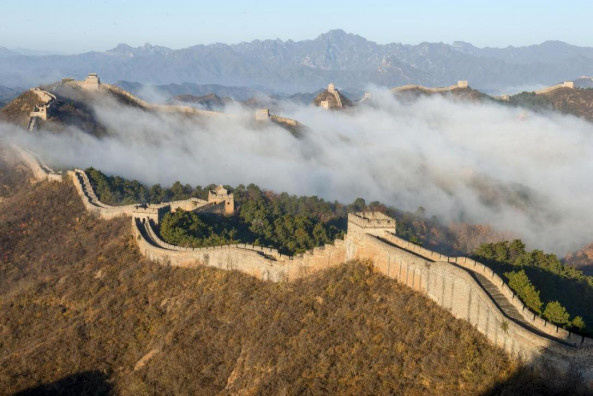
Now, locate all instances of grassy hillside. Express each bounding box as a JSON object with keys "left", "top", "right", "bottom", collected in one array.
[
  {"left": 393, "top": 87, "right": 493, "bottom": 103},
  {"left": 170, "top": 93, "right": 231, "bottom": 110},
  {"left": 0, "top": 90, "right": 45, "bottom": 127},
  {"left": 0, "top": 154, "right": 587, "bottom": 395},
  {"left": 508, "top": 88, "right": 593, "bottom": 122},
  {"left": 0, "top": 86, "right": 109, "bottom": 136},
  {"left": 313, "top": 89, "right": 353, "bottom": 108}
]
